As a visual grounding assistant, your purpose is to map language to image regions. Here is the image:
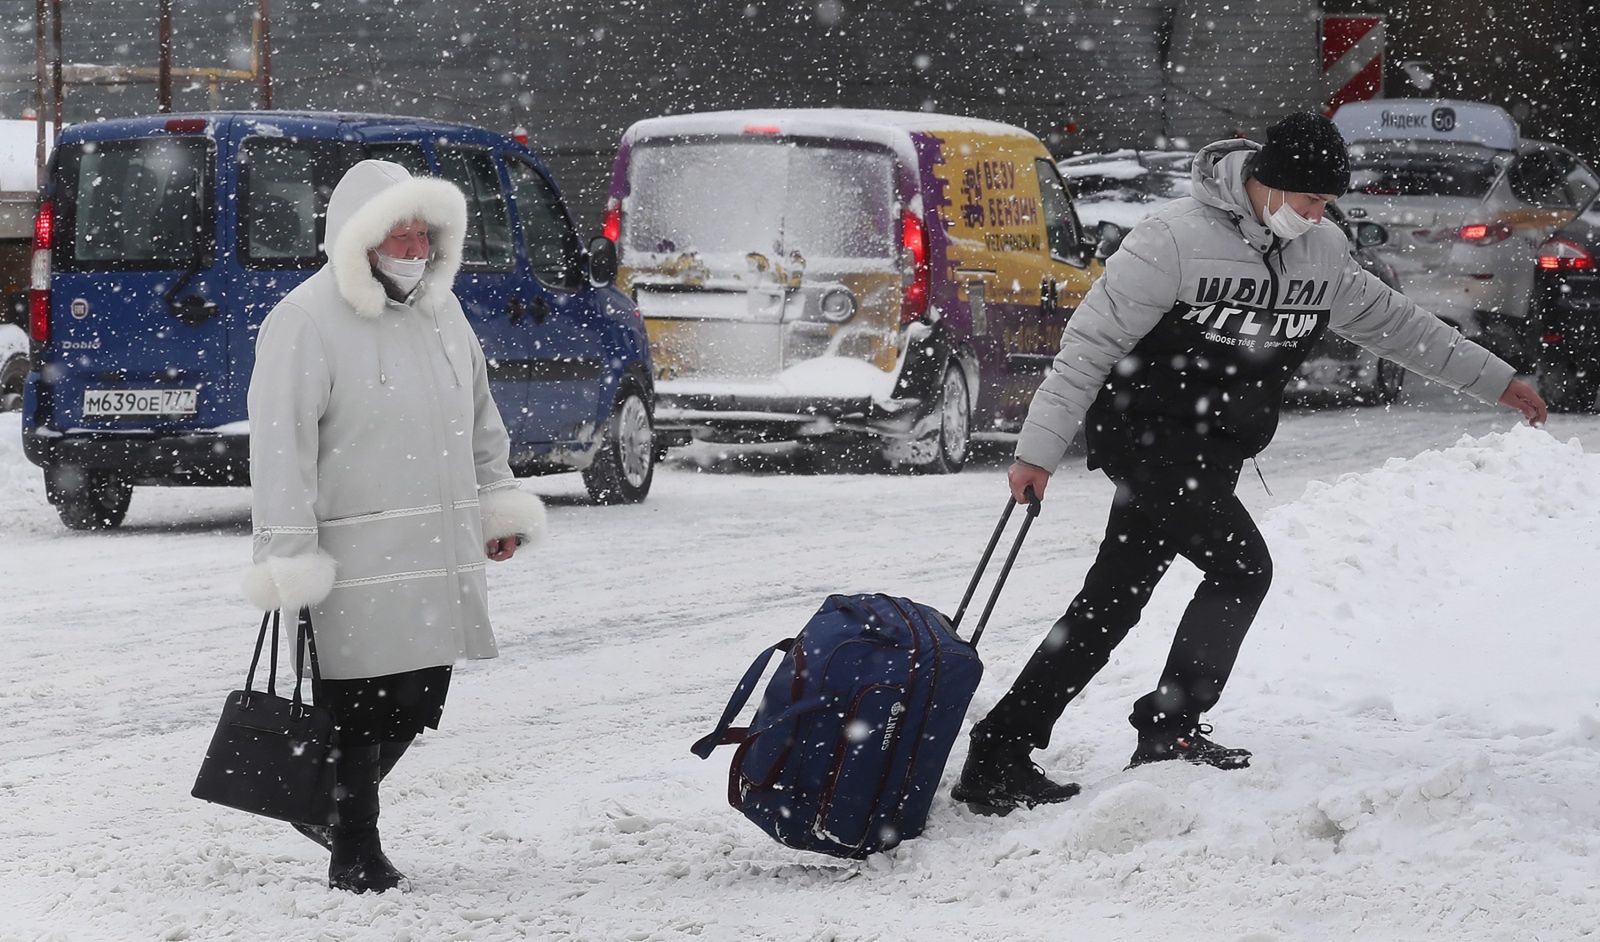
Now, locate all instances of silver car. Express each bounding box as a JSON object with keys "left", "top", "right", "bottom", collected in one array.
[{"left": 1334, "top": 99, "right": 1599, "bottom": 369}]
